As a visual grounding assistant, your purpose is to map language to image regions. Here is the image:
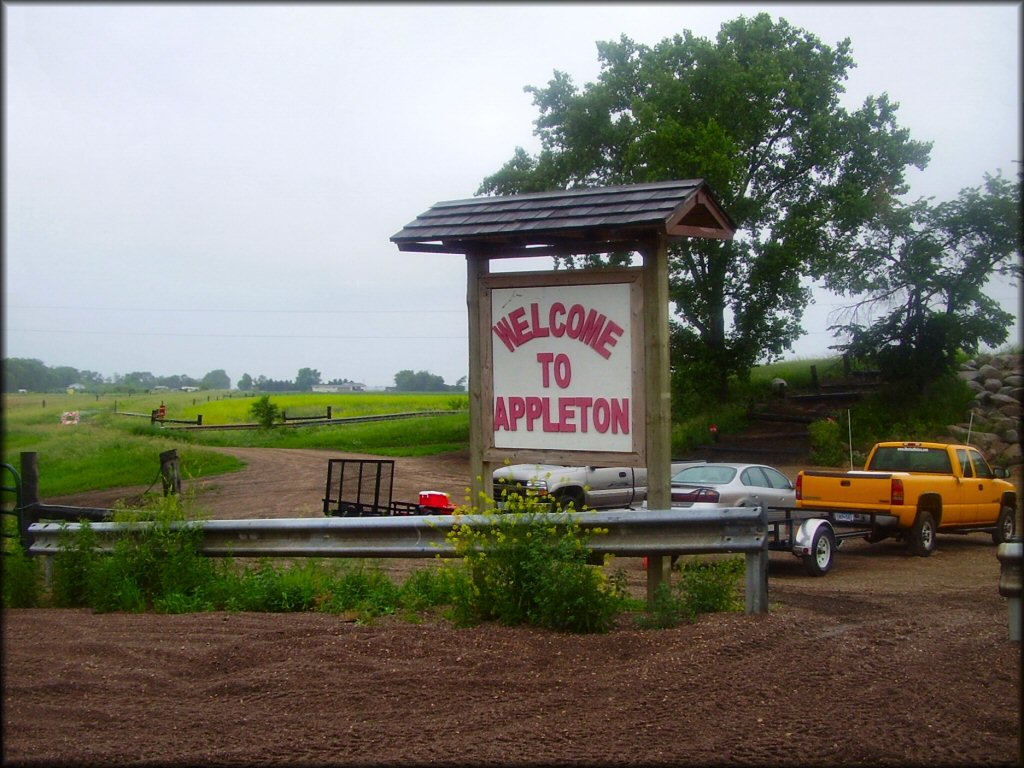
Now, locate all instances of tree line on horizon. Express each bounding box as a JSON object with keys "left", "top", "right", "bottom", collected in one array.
[{"left": 2, "top": 359, "right": 465, "bottom": 395}]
